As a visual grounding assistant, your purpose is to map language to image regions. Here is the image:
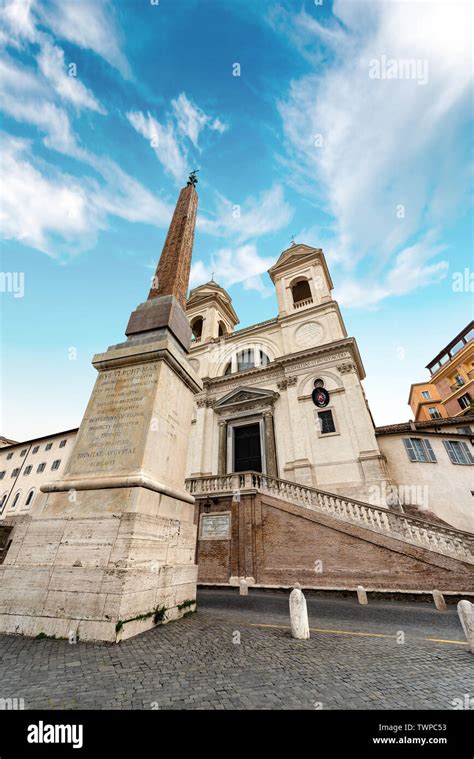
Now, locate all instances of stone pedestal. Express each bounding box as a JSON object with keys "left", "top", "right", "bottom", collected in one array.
[{"left": 0, "top": 334, "right": 202, "bottom": 642}]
